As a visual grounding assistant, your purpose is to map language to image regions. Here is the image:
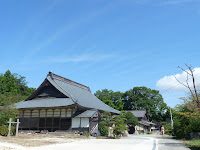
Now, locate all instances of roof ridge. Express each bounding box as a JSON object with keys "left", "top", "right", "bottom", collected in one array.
[{"left": 47, "top": 72, "right": 91, "bottom": 92}]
